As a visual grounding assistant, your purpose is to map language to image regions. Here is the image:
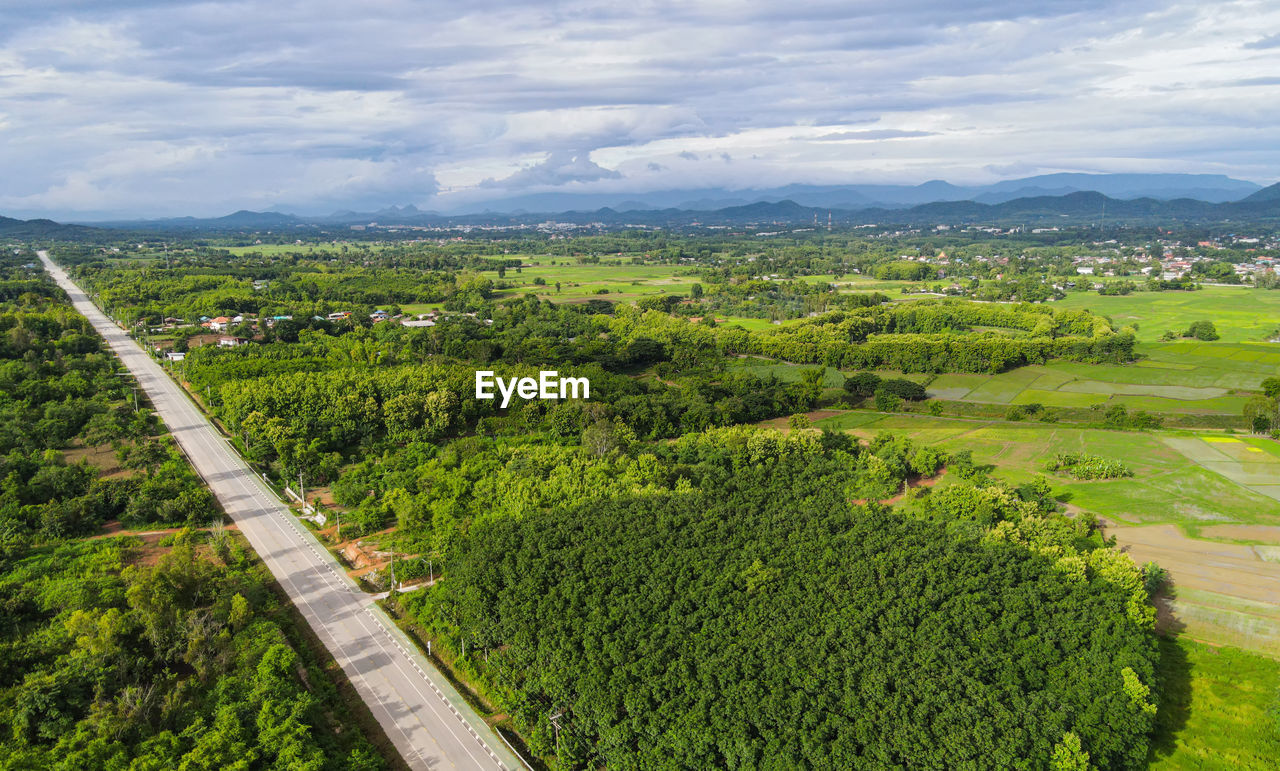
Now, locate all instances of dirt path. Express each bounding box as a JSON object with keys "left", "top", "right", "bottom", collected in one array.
[
  {"left": 92, "top": 521, "right": 239, "bottom": 540},
  {"left": 759, "top": 409, "right": 845, "bottom": 430}
]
